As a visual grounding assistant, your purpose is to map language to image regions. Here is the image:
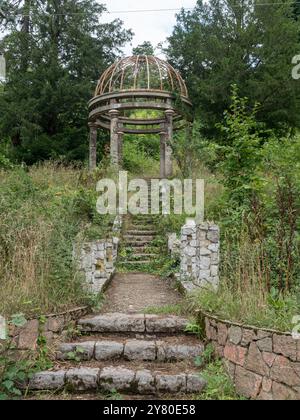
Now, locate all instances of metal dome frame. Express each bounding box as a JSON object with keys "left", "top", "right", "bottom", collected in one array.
[{"left": 88, "top": 55, "right": 192, "bottom": 177}]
